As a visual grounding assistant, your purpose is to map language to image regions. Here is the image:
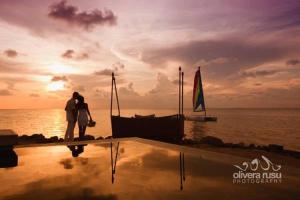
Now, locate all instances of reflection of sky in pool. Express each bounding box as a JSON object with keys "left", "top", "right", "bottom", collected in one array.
[{"left": 1, "top": 139, "right": 300, "bottom": 200}]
